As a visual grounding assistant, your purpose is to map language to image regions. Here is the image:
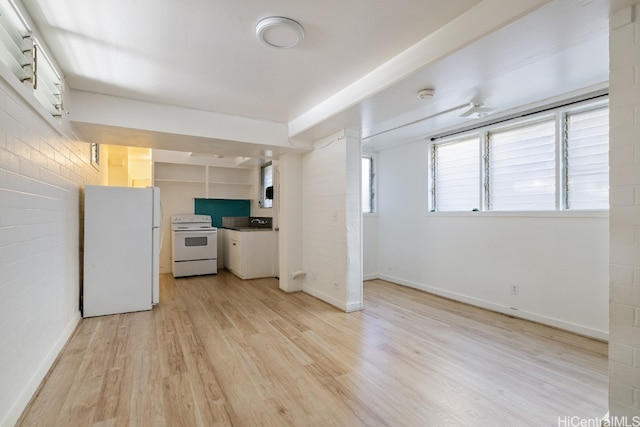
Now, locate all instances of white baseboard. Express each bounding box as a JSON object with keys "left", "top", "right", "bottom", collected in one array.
[
  {"left": 363, "top": 273, "right": 379, "bottom": 281},
  {"left": 302, "top": 285, "right": 347, "bottom": 311},
  {"left": 346, "top": 301, "right": 364, "bottom": 312},
  {"left": 2, "top": 311, "right": 81, "bottom": 427},
  {"left": 377, "top": 274, "right": 609, "bottom": 341}
]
